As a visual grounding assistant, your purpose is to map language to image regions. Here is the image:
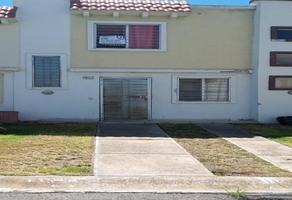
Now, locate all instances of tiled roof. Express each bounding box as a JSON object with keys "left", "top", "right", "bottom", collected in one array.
[
  {"left": 0, "top": 6, "right": 17, "bottom": 18},
  {"left": 70, "top": 0, "right": 191, "bottom": 12}
]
